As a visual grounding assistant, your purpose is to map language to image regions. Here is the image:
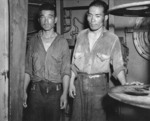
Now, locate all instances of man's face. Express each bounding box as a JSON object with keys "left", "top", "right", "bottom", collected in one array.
[
  {"left": 87, "top": 6, "right": 106, "bottom": 31},
  {"left": 39, "top": 10, "right": 57, "bottom": 31}
]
